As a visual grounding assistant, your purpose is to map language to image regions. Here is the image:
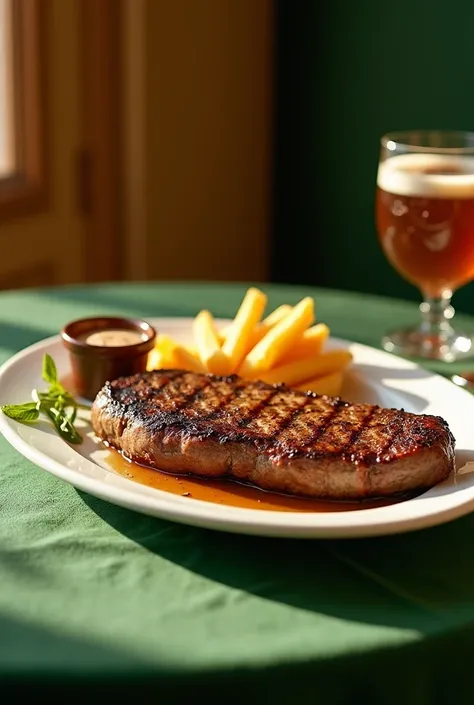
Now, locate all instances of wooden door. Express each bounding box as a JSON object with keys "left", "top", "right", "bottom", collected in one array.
[{"left": 0, "top": 0, "right": 121, "bottom": 290}]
